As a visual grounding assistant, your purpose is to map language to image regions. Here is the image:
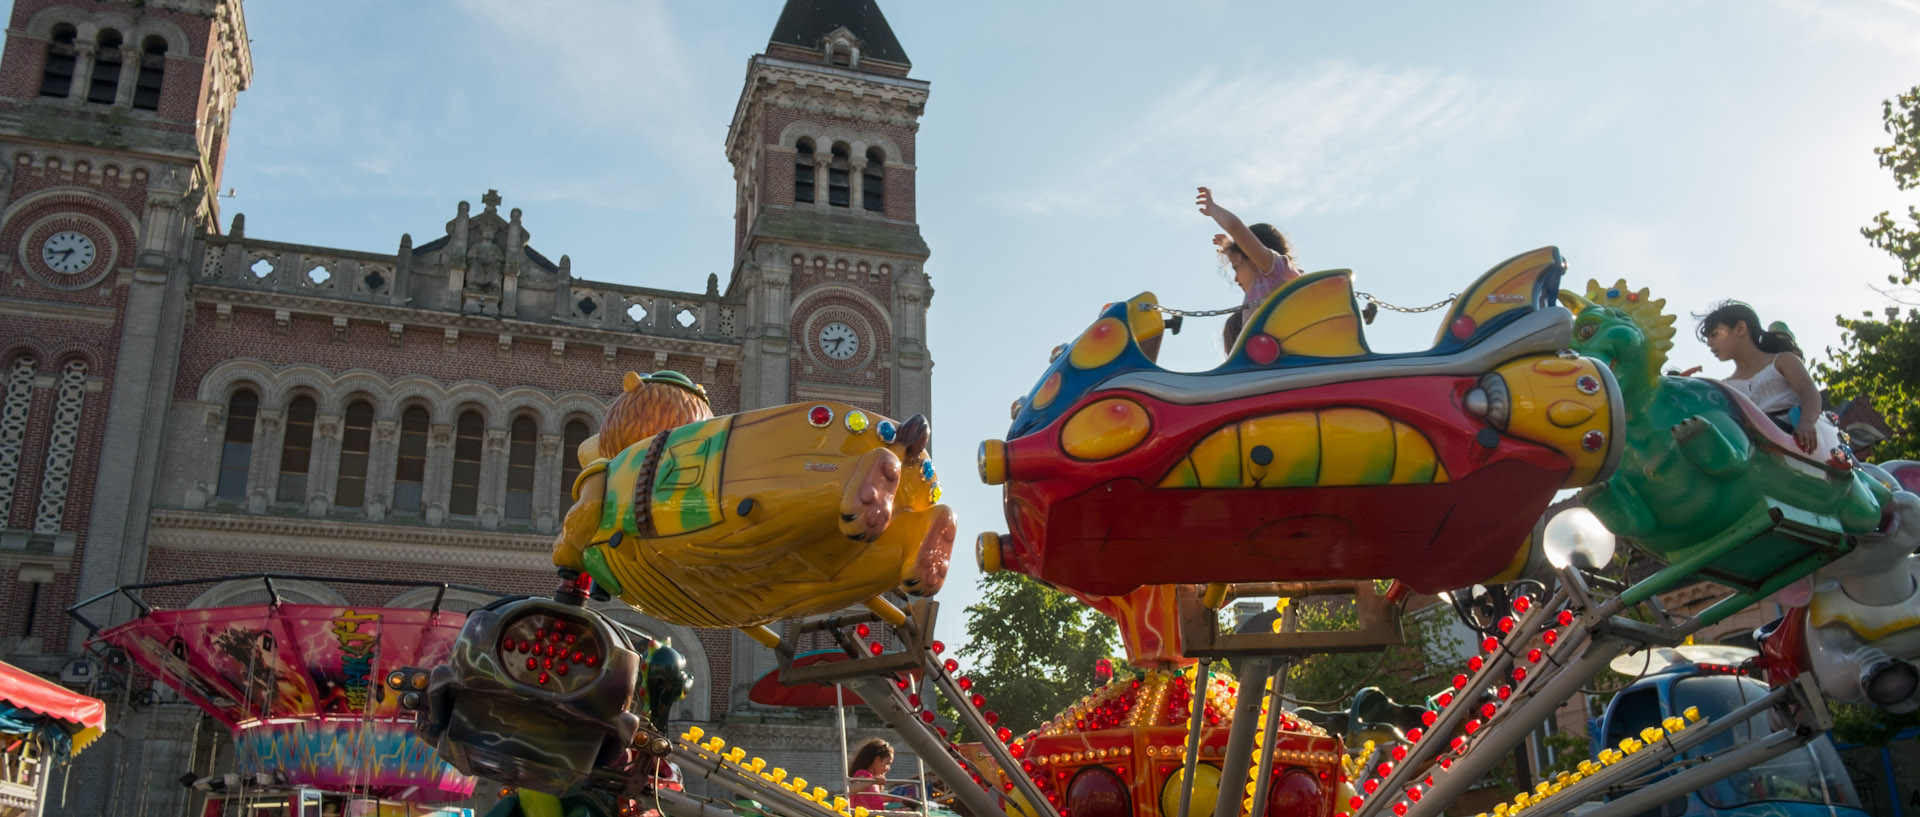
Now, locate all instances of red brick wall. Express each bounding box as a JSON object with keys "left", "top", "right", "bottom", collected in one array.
[
  {"left": 758, "top": 108, "right": 918, "bottom": 224},
  {"left": 0, "top": 0, "right": 216, "bottom": 122}
]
